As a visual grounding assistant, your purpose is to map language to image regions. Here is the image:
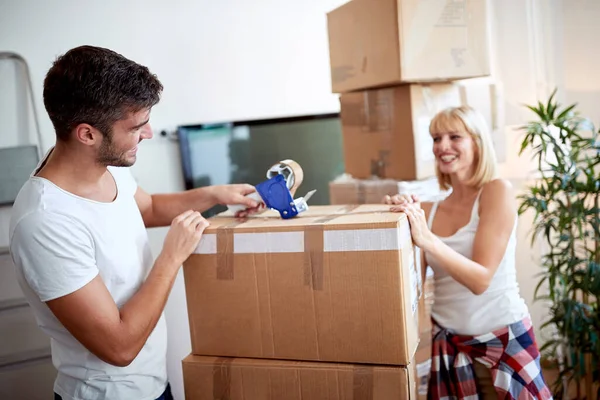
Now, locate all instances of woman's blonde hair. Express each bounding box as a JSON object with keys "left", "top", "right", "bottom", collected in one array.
[{"left": 429, "top": 105, "right": 498, "bottom": 191}]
